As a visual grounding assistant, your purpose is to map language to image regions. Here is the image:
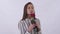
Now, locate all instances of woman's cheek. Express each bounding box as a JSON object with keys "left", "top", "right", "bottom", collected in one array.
[{"left": 27, "top": 11, "right": 31, "bottom": 14}]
